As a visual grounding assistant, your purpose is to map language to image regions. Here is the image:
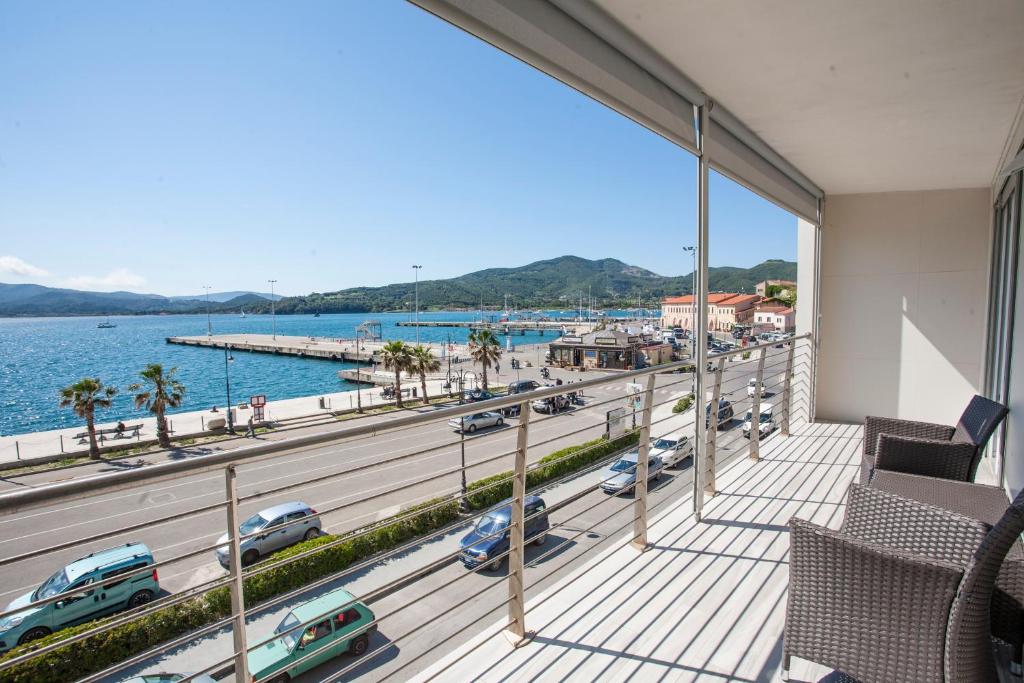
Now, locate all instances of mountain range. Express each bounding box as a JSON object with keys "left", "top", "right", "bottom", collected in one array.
[{"left": 0, "top": 256, "right": 795, "bottom": 316}]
